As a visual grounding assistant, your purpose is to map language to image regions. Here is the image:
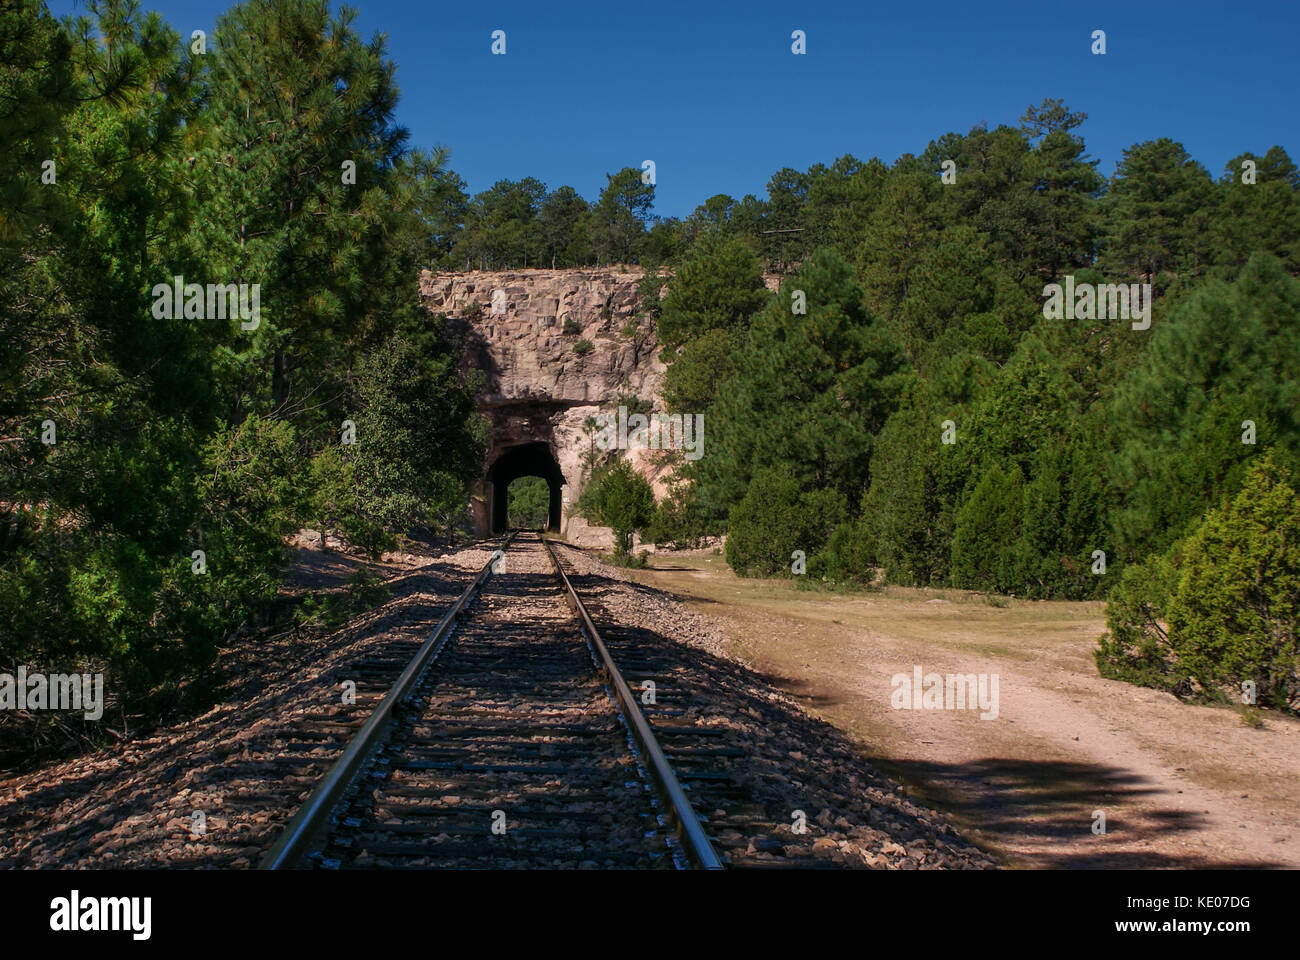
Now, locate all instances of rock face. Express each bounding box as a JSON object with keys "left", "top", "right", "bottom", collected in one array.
[{"left": 420, "top": 268, "right": 672, "bottom": 545}]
